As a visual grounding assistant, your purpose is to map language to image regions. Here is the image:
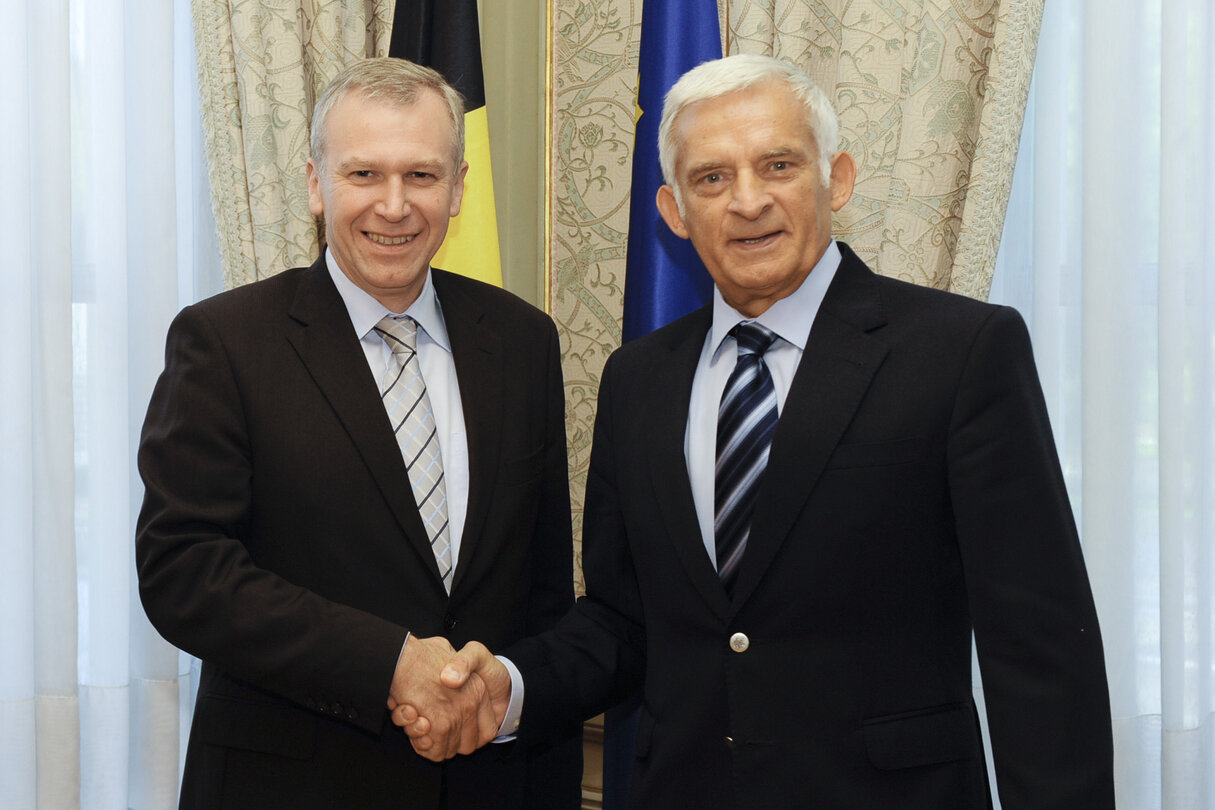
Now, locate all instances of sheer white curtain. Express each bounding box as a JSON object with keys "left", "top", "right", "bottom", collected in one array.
[
  {"left": 1, "top": 0, "right": 220, "bottom": 807},
  {"left": 992, "top": 1, "right": 1214, "bottom": 807}
]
